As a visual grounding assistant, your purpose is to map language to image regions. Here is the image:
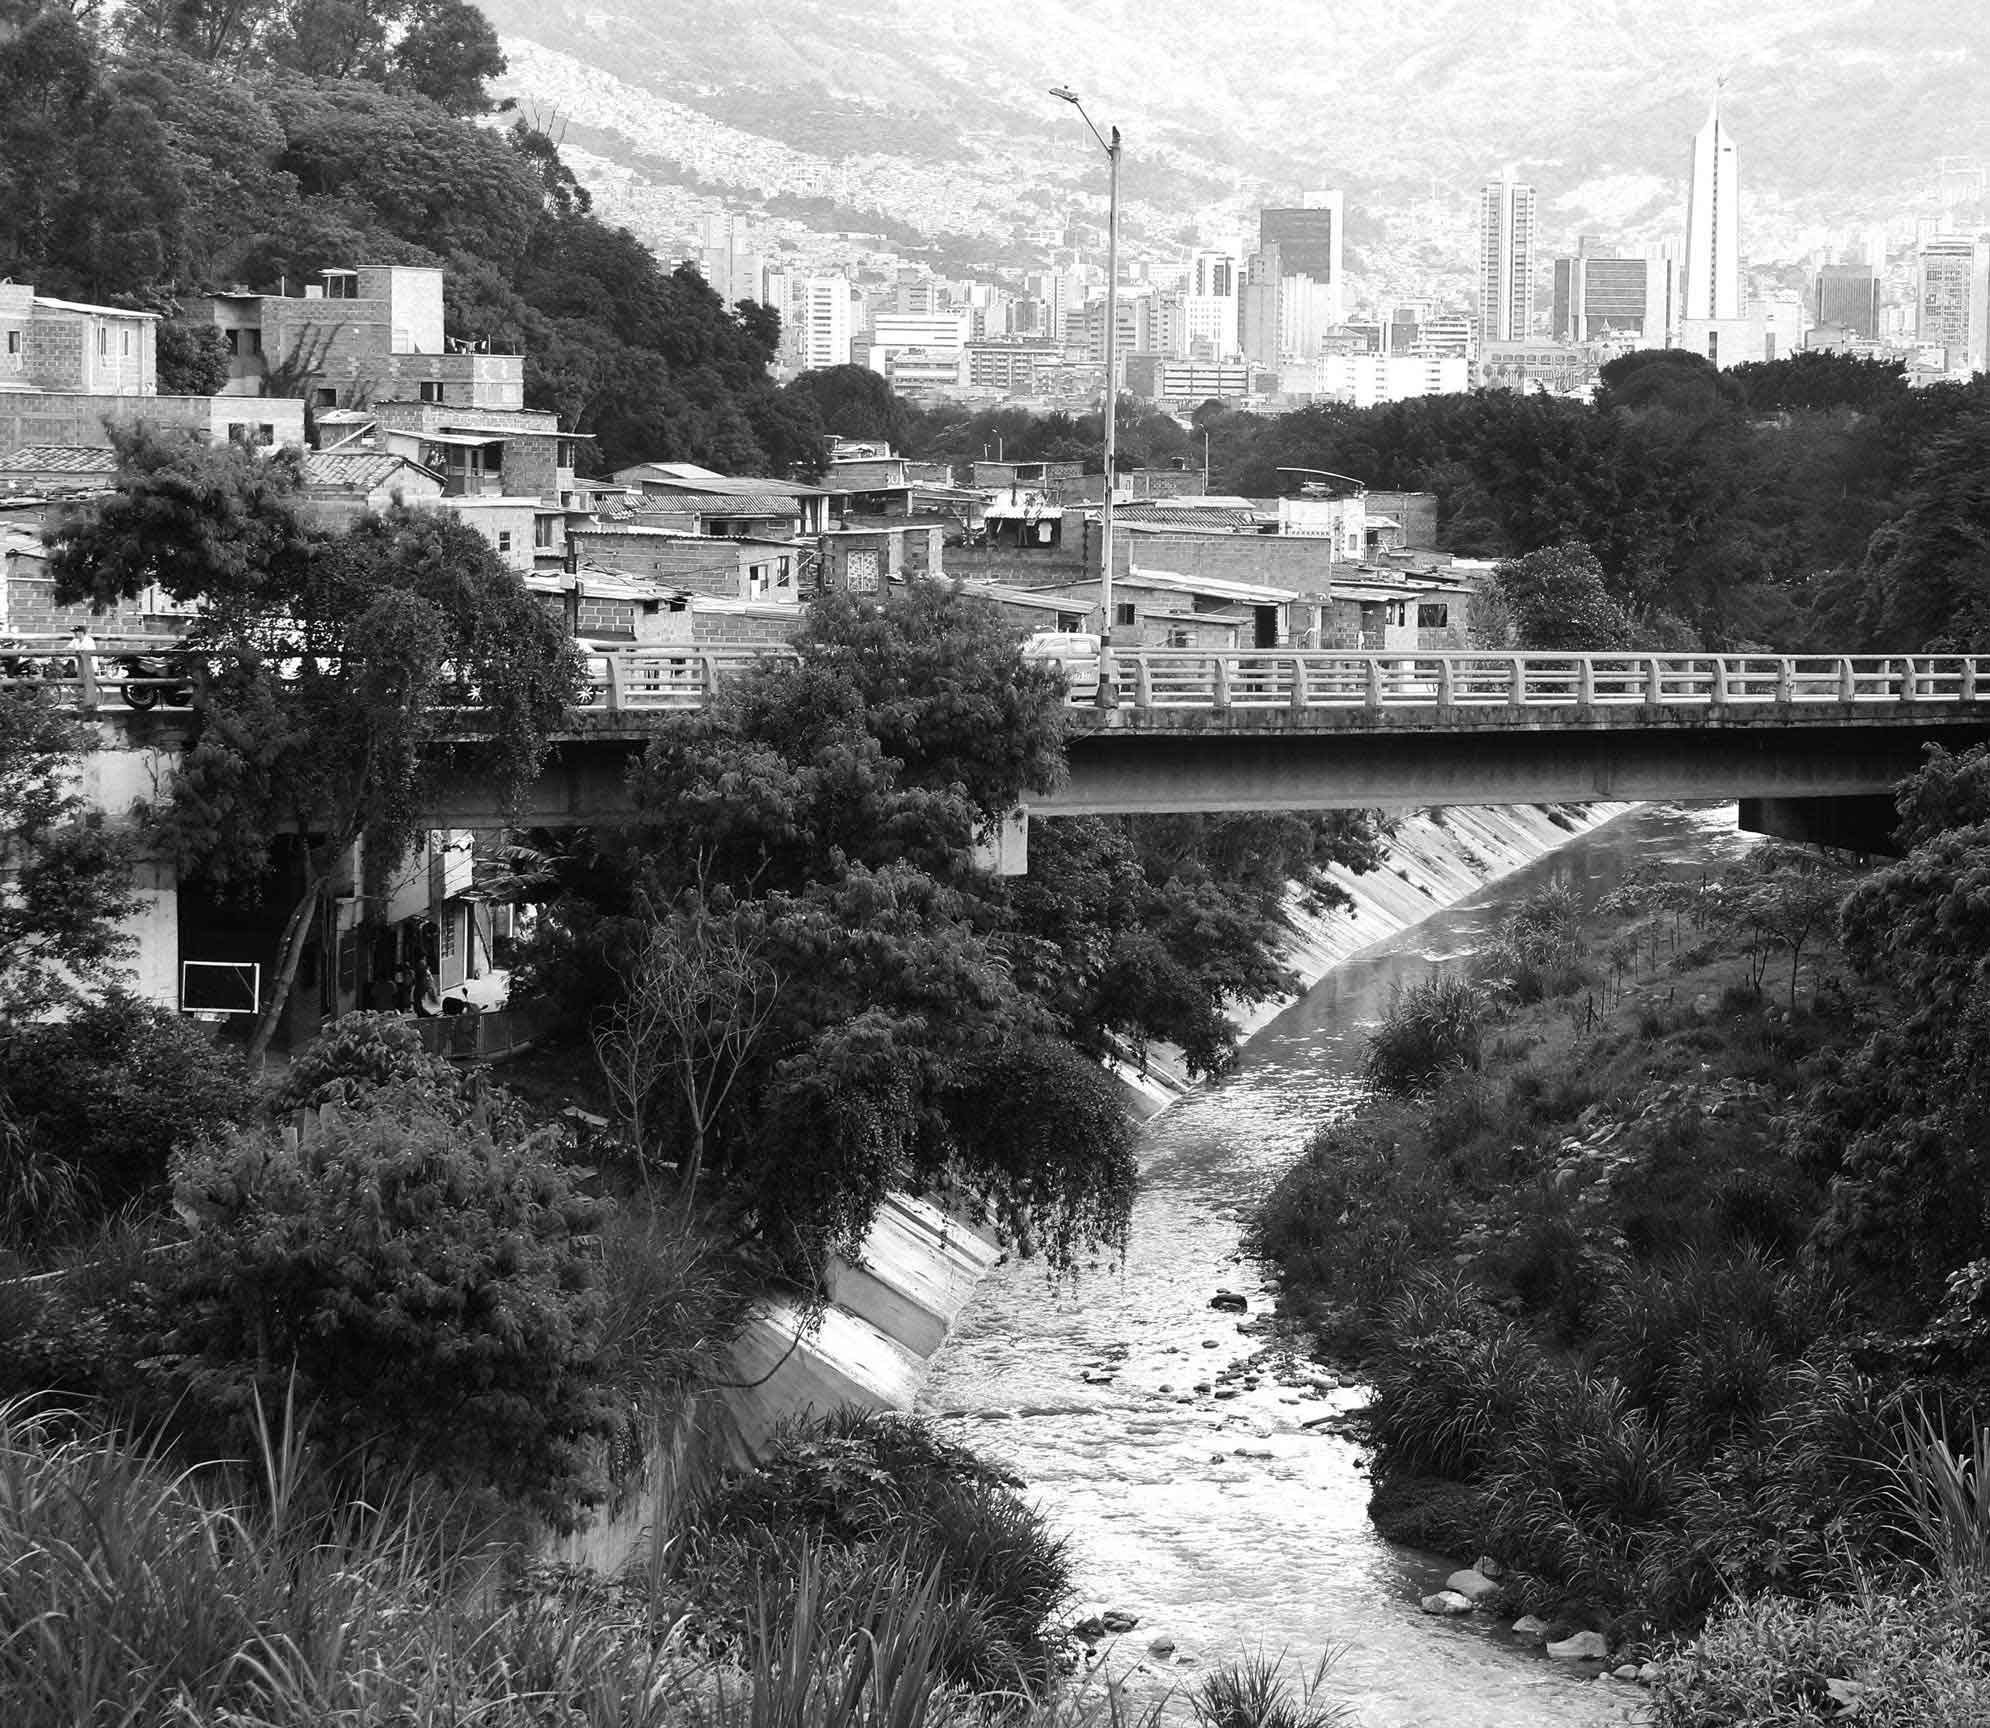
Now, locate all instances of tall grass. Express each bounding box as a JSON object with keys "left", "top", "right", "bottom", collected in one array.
[
  {"left": 1889, "top": 1406, "right": 1990, "bottom": 1590},
  {"left": 1188, "top": 1649, "right": 1356, "bottom": 1728},
  {"left": 1362, "top": 975, "right": 1481, "bottom": 1095},
  {"left": 0, "top": 1398, "right": 1159, "bottom": 1728}
]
